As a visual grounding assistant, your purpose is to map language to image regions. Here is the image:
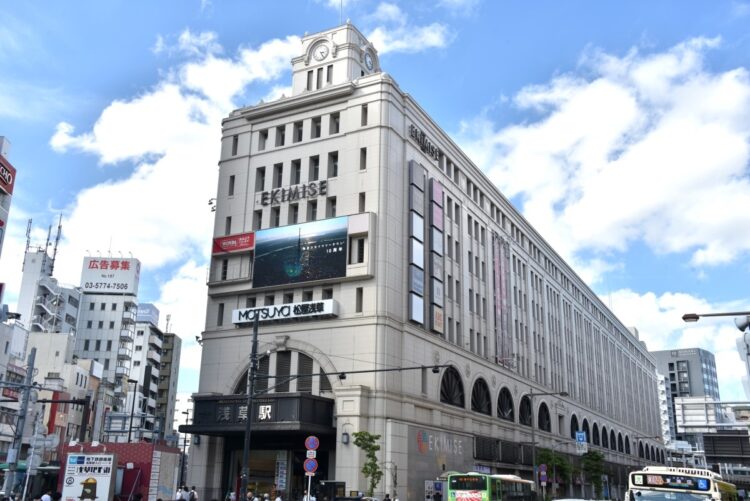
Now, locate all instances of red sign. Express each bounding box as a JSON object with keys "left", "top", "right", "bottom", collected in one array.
[
  {"left": 304, "top": 435, "right": 320, "bottom": 450},
  {"left": 0, "top": 154, "right": 16, "bottom": 195},
  {"left": 212, "top": 232, "right": 255, "bottom": 254}
]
